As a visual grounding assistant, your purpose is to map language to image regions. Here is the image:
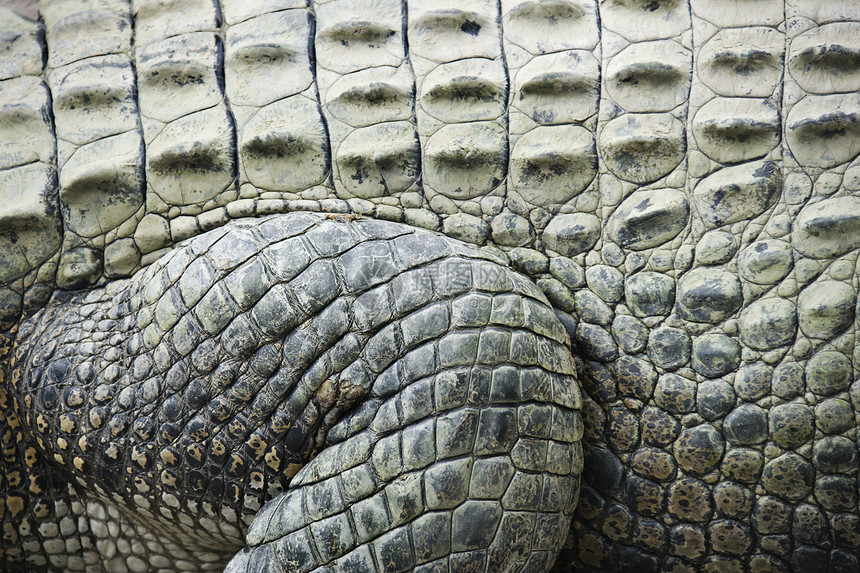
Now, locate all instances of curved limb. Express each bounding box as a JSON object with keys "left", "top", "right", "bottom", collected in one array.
[
  {"left": 223, "top": 216, "right": 585, "bottom": 572},
  {"left": 10, "top": 213, "right": 583, "bottom": 571}
]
